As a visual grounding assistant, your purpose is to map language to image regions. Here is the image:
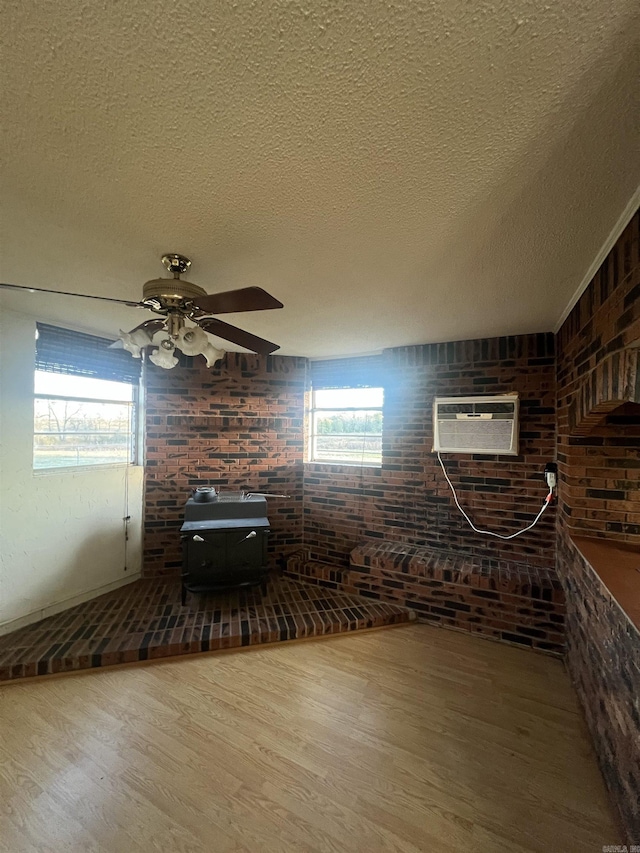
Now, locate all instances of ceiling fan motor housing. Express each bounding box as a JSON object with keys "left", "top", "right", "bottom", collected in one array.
[
  {"left": 141, "top": 253, "right": 206, "bottom": 312},
  {"left": 142, "top": 277, "right": 207, "bottom": 311}
]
